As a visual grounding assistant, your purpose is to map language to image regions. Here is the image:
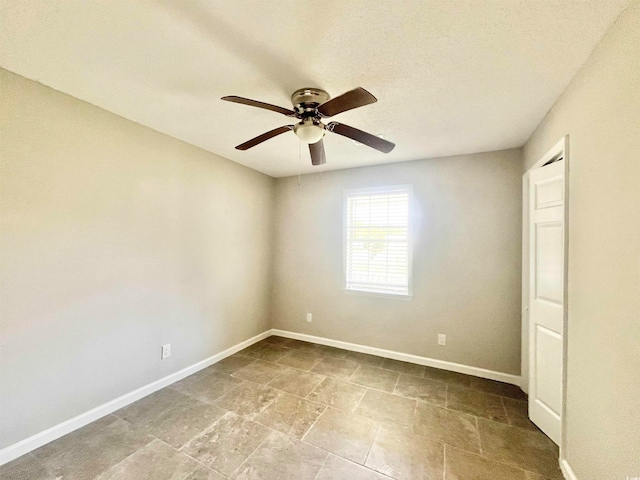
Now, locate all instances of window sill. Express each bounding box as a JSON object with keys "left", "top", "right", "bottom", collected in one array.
[{"left": 343, "top": 288, "right": 413, "bottom": 301}]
